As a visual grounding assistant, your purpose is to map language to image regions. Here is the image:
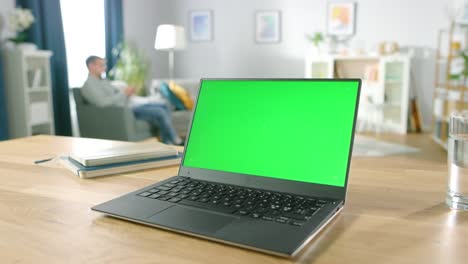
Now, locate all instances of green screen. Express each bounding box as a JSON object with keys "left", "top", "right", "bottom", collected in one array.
[{"left": 183, "top": 80, "right": 359, "bottom": 187}]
